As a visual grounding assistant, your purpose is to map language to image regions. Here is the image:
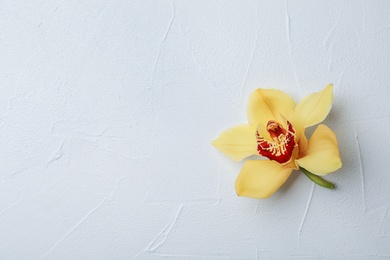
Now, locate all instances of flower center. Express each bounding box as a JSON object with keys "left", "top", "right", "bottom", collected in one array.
[{"left": 256, "top": 120, "right": 296, "bottom": 164}]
